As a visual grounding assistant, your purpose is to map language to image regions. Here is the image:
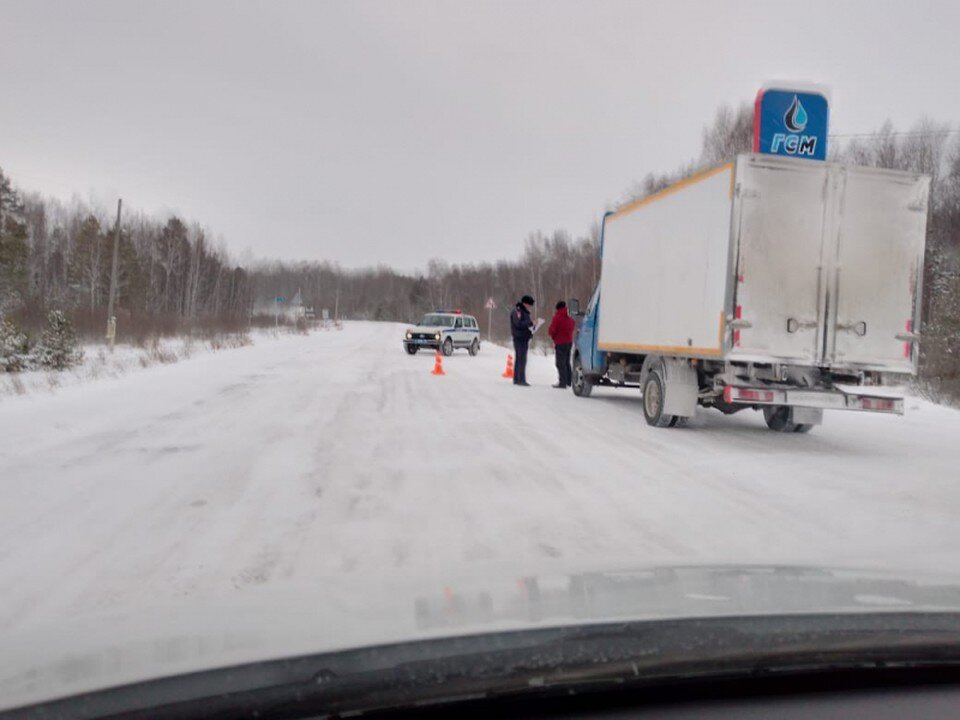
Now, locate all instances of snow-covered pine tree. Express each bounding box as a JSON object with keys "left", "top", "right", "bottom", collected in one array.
[
  {"left": 0, "top": 167, "right": 29, "bottom": 315},
  {"left": 36, "top": 310, "right": 83, "bottom": 370},
  {"left": 0, "top": 316, "right": 29, "bottom": 372}
]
